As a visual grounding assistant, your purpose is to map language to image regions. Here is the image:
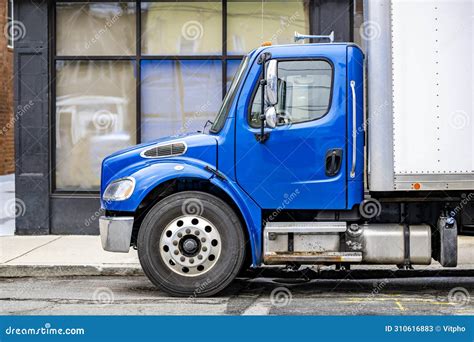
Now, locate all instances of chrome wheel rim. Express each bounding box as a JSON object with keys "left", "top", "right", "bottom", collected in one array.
[{"left": 159, "top": 215, "right": 221, "bottom": 276}]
